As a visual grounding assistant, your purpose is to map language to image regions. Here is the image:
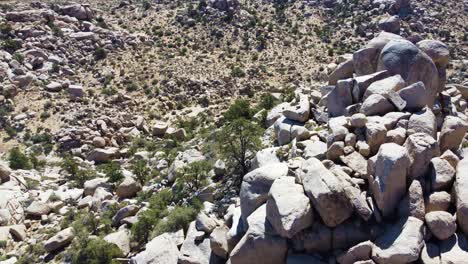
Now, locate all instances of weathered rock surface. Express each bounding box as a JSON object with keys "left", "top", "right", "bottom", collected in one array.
[
  {"left": 132, "top": 233, "right": 180, "bottom": 264},
  {"left": 425, "top": 211, "right": 457, "bottom": 240},
  {"left": 299, "top": 158, "right": 353, "bottom": 227},
  {"left": 44, "top": 227, "right": 75, "bottom": 252},
  {"left": 372, "top": 217, "right": 424, "bottom": 264},
  {"left": 229, "top": 205, "right": 287, "bottom": 264},
  {"left": 439, "top": 116, "right": 468, "bottom": 152},
  {"left": 404, "top": 133, "right": 440, "bottom": 180},
  {"left": 266, "top": 177, "right": 313, "bottom": 238},
  {"left": 240, "top": 163, "right": 288, "bottom": 224},
  {"left": 369, "top": 143, "right": 410, "bottom": 217},
  {"left": 377, "top": 40, "right": 440, "bottom": 106}
]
